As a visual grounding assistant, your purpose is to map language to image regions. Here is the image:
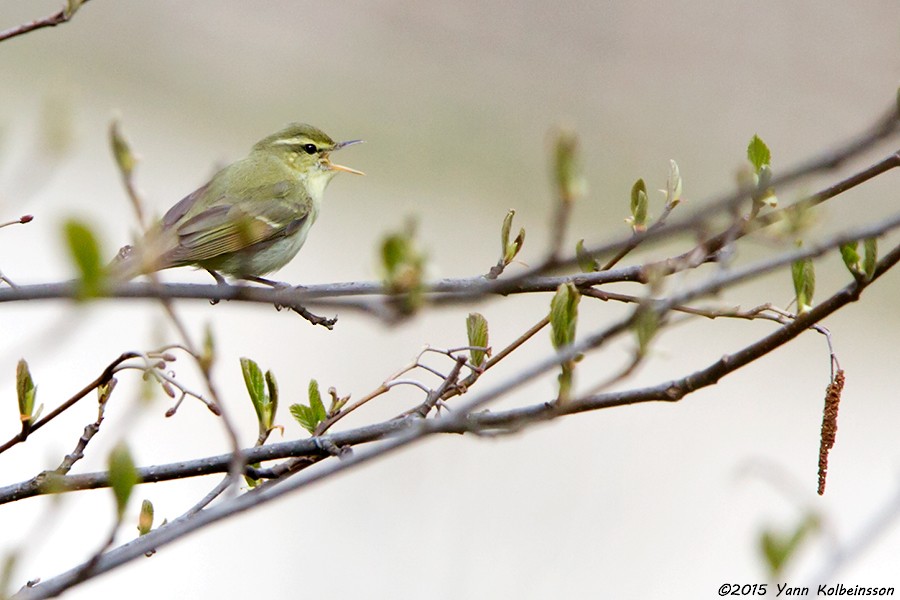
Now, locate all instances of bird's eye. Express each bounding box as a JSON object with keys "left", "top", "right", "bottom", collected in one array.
[{"left": 301, "top": 143, "right": 318, "bottom": 155}]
